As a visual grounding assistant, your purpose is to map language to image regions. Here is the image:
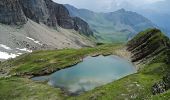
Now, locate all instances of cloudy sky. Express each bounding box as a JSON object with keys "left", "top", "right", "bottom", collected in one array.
[{"left": 53, "top": 0, "right": 166, "bottom": 12}]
